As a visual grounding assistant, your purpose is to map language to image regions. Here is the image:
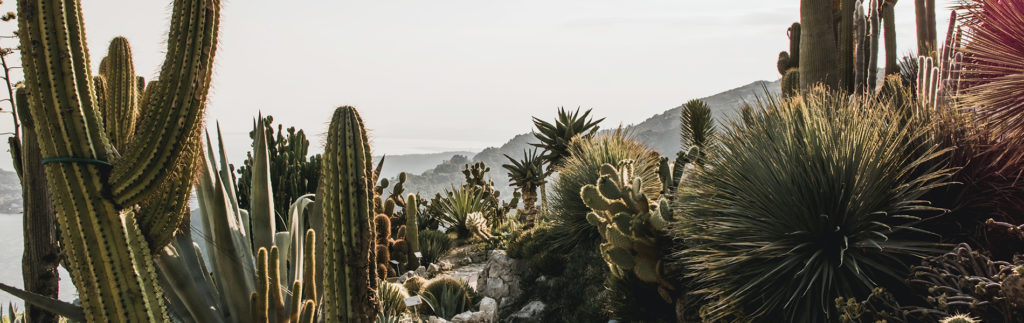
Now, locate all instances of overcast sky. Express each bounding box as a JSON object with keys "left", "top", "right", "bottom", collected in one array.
[{"left": 0, "top": 0, "right": 954, "bottom": 169}]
